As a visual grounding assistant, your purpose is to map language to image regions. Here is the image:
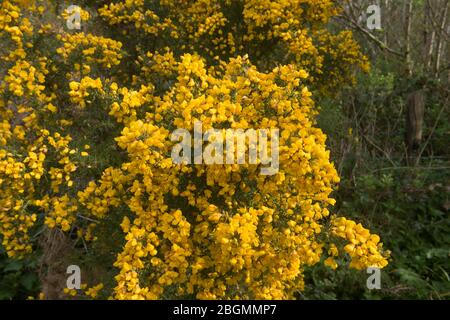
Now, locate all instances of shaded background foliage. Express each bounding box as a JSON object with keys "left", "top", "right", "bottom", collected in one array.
[{"left": 308, "top": 0, "right": 450, "bottom": 299}]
